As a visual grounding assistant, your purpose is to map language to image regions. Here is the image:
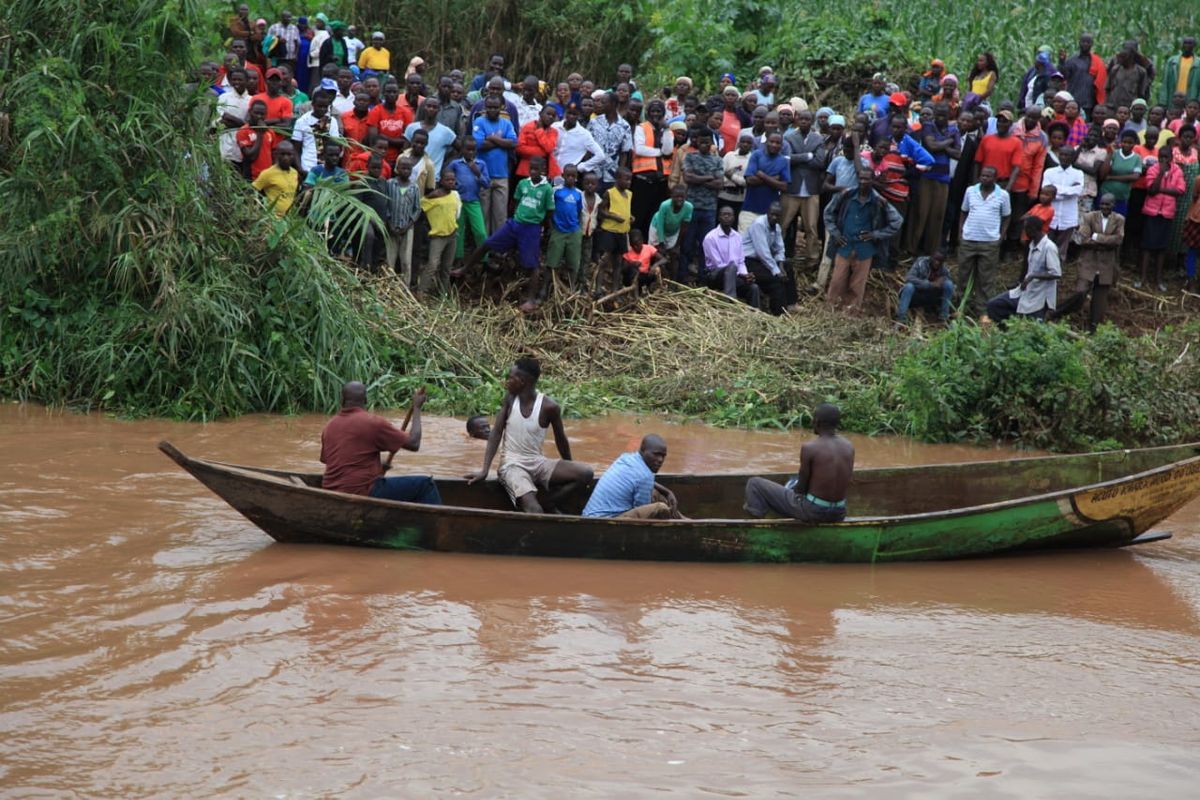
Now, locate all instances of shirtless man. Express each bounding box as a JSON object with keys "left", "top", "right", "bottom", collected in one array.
[
  {"left": 743, "top": 403, "right": 854, "bottom": 522},
  {"left": 466, "top": 357, "right": 594, "bottom": 513}
]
